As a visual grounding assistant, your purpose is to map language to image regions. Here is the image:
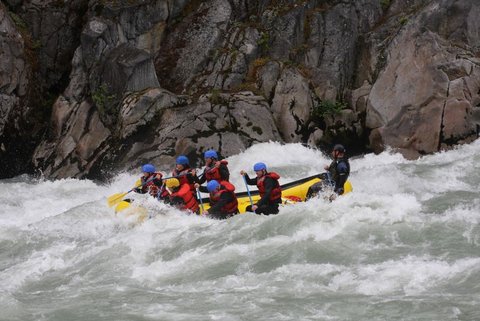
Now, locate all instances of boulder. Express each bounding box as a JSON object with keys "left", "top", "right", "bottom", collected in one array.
[
  {"left": 115, "top": 91, "right": 281, "bottom": 171},
  {"left": 364, "top": 0, "right": 480, "bottom": 156},
  {"left": 33, "top": 99, "right": 111, "bottom": 178},
  {"left": 270, "top": 68, "right": 312, "bottom": 142}
]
